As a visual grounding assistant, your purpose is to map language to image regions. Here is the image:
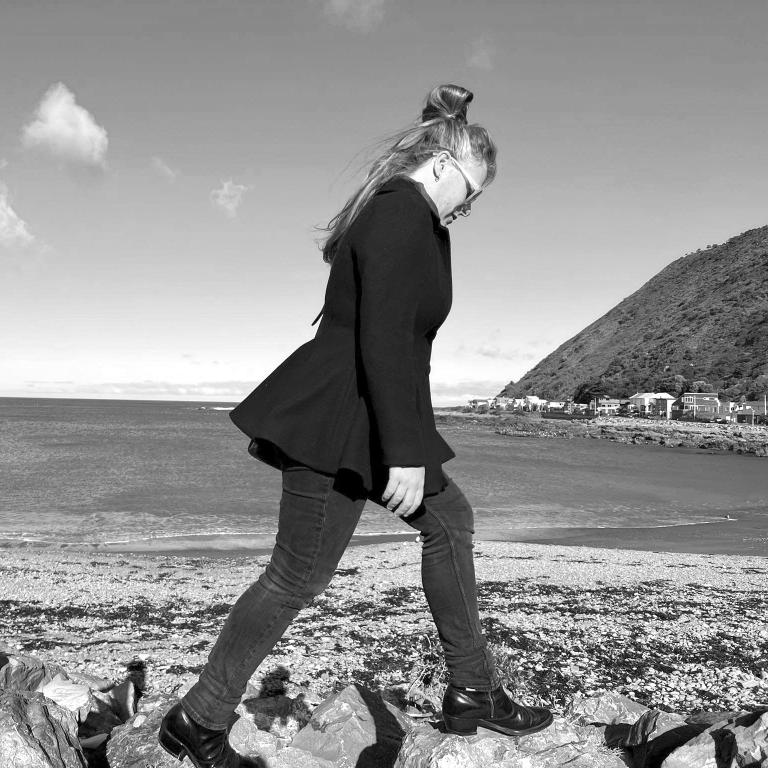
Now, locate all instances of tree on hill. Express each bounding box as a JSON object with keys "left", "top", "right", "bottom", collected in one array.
[{"left": 573, "top": 378, "right": 609, "bottom": 405}]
